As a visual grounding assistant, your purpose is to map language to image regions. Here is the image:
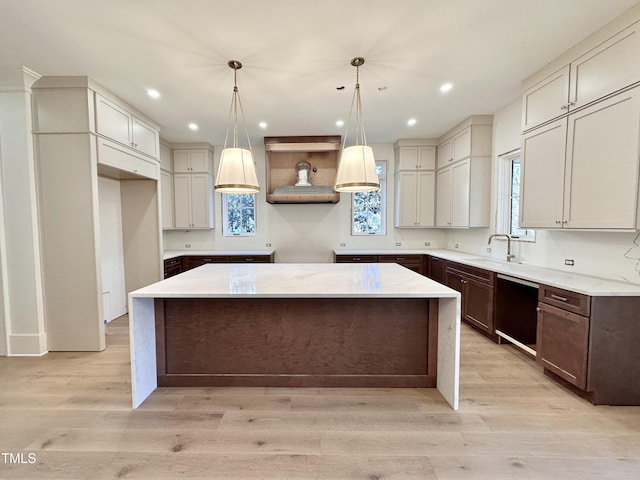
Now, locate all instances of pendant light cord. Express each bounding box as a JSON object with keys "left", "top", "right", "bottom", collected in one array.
[
  {"left": 222, "top": 62, "right": 253, "bottom": 155},
  {"left": 340, "top": 60, "right": 368, "bottom": 152}
]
